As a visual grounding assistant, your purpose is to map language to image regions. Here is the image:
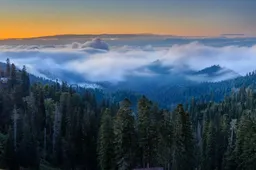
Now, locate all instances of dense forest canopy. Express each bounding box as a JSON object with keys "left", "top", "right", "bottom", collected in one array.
[{"left": 0, "top": 59, "right": 256, "bottom": 170}]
